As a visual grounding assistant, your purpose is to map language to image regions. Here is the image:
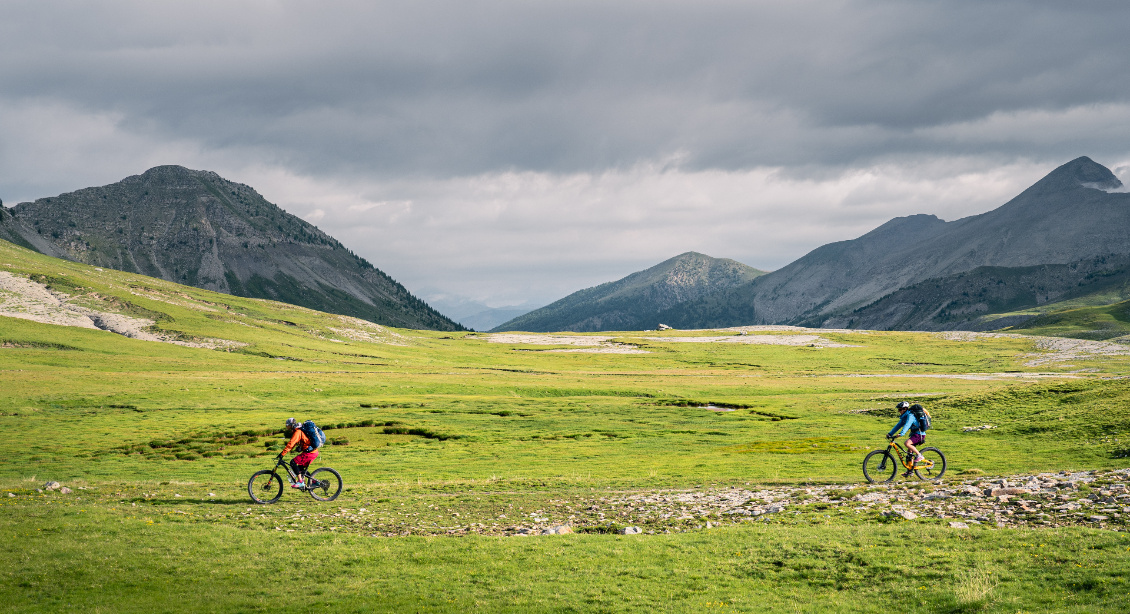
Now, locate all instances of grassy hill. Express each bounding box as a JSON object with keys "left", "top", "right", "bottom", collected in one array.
[
  {"left": 2, "top": 240, "right": 1129, "bottom": 612},
  {"left": 1005, "top": 299, "right": 1130, "bottom": 342}
]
